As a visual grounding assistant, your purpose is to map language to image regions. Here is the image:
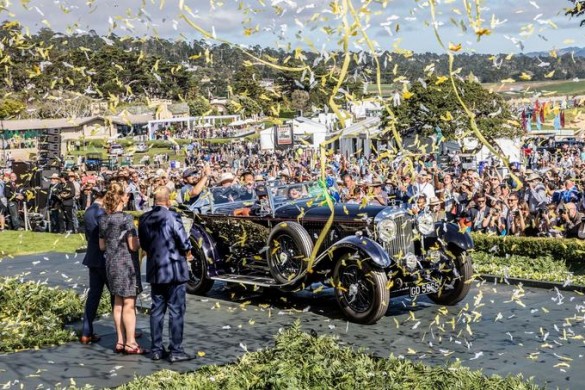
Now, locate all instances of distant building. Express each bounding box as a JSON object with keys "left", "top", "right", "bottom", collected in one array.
[
  {"left": 210, "top": 98, "right": 229, "bottom": 115},
  {"left": 1, "top": 114, "right": 152, "bottom": 160}
]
